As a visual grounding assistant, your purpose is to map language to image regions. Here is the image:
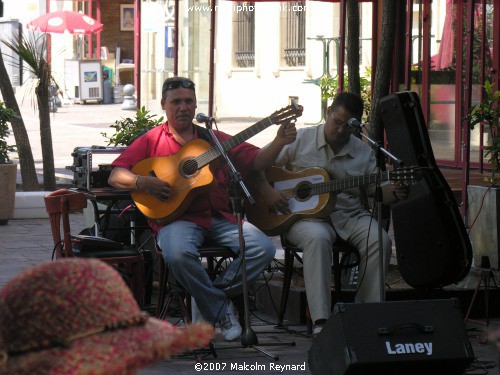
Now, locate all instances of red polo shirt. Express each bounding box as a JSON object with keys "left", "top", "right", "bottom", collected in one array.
[{"left": 112, "top": 122, "right": 260, "bottom": 232}]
